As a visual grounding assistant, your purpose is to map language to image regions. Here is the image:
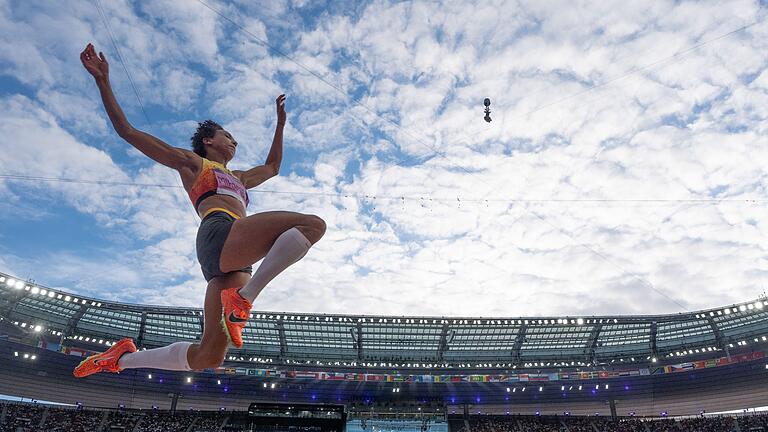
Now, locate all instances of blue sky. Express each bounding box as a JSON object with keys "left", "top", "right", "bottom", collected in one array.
[{"left": 2, "top": 0, "right": 768, "bottom": 317}]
